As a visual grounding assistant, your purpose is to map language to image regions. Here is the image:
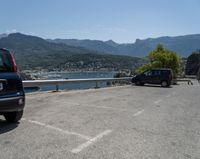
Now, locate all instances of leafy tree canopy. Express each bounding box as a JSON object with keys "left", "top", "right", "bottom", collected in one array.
[{"left": 136, "top": 44, "right": 181, "bottom": 77}]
